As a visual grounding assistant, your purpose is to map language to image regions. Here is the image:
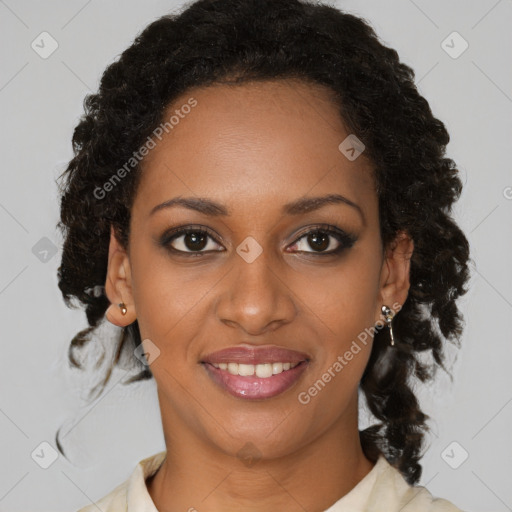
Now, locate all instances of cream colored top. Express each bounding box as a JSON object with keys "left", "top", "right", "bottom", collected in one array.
[{"left": 76, "top": 451, "right": 464, "bottom": 512}]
